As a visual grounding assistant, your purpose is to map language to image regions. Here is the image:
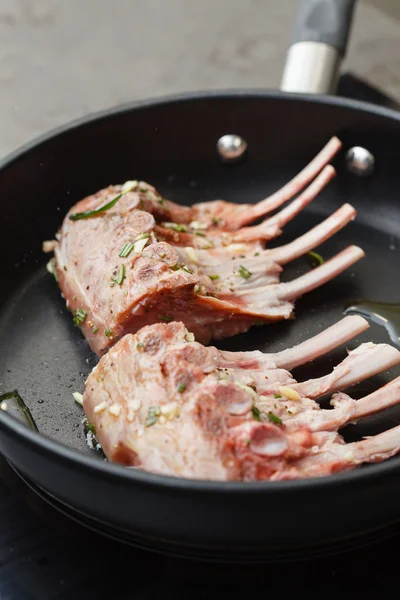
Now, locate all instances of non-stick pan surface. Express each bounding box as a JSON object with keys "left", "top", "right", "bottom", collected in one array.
[{"left": 0, "top": 91, "right": 399, "bottom": 559}]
